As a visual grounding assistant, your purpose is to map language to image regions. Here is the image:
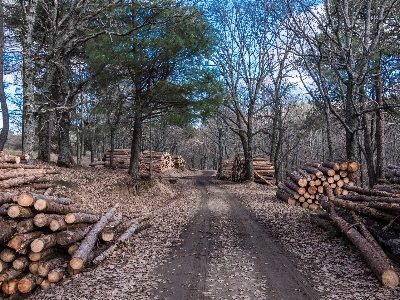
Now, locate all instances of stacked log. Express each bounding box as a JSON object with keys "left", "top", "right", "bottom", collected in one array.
[
  {"left": 0, "top": 152, "right": 20, "bottom": 164},
  {"left": 172, "top": 155, "right": 186, "bottom": 170},
  {"left": 318, "top": 185, "right": 400, "bottom": 286},
  {"left": 102, "top": 149, "right": 131, "bottom": 169},
  {"left": 0, "top": 164, "right": 59, "bottom": 189},
  {"left": 217, "top": 159, "right": 234, "bottom": 180},
  {"left": 101, "top": 149, "right": 186, "bottom": 174},
  {"left": 0, "top": 190, "right": 149, "bottom": 295},
  {"left": 139, "top": 150, "right": 174, "bottom": 175},
  {"left": 276, "top": 160, "right": 359, "bottom": 210},
  {"left": 218, "top": 154, "right": 275, "bottom": 185}
]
